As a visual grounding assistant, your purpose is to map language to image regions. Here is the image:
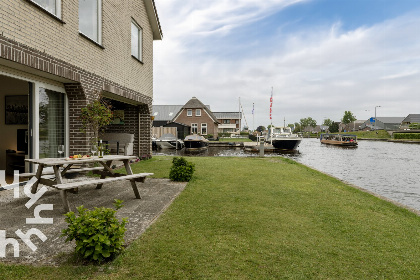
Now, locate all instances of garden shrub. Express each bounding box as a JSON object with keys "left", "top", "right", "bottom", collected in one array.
[
  {"left": 61, "top": 199, "right": 127, "bottom": 262},
  {"left": 169, "top": 157, "right": 195, "bottom": 182}
]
